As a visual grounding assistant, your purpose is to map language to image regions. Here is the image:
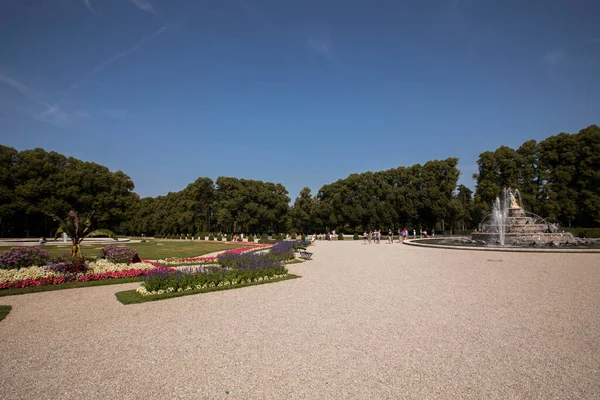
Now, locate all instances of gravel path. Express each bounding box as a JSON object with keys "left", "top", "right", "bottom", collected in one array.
[{"left": 1, "top": 241, "right": 599, "bottom": 399}]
